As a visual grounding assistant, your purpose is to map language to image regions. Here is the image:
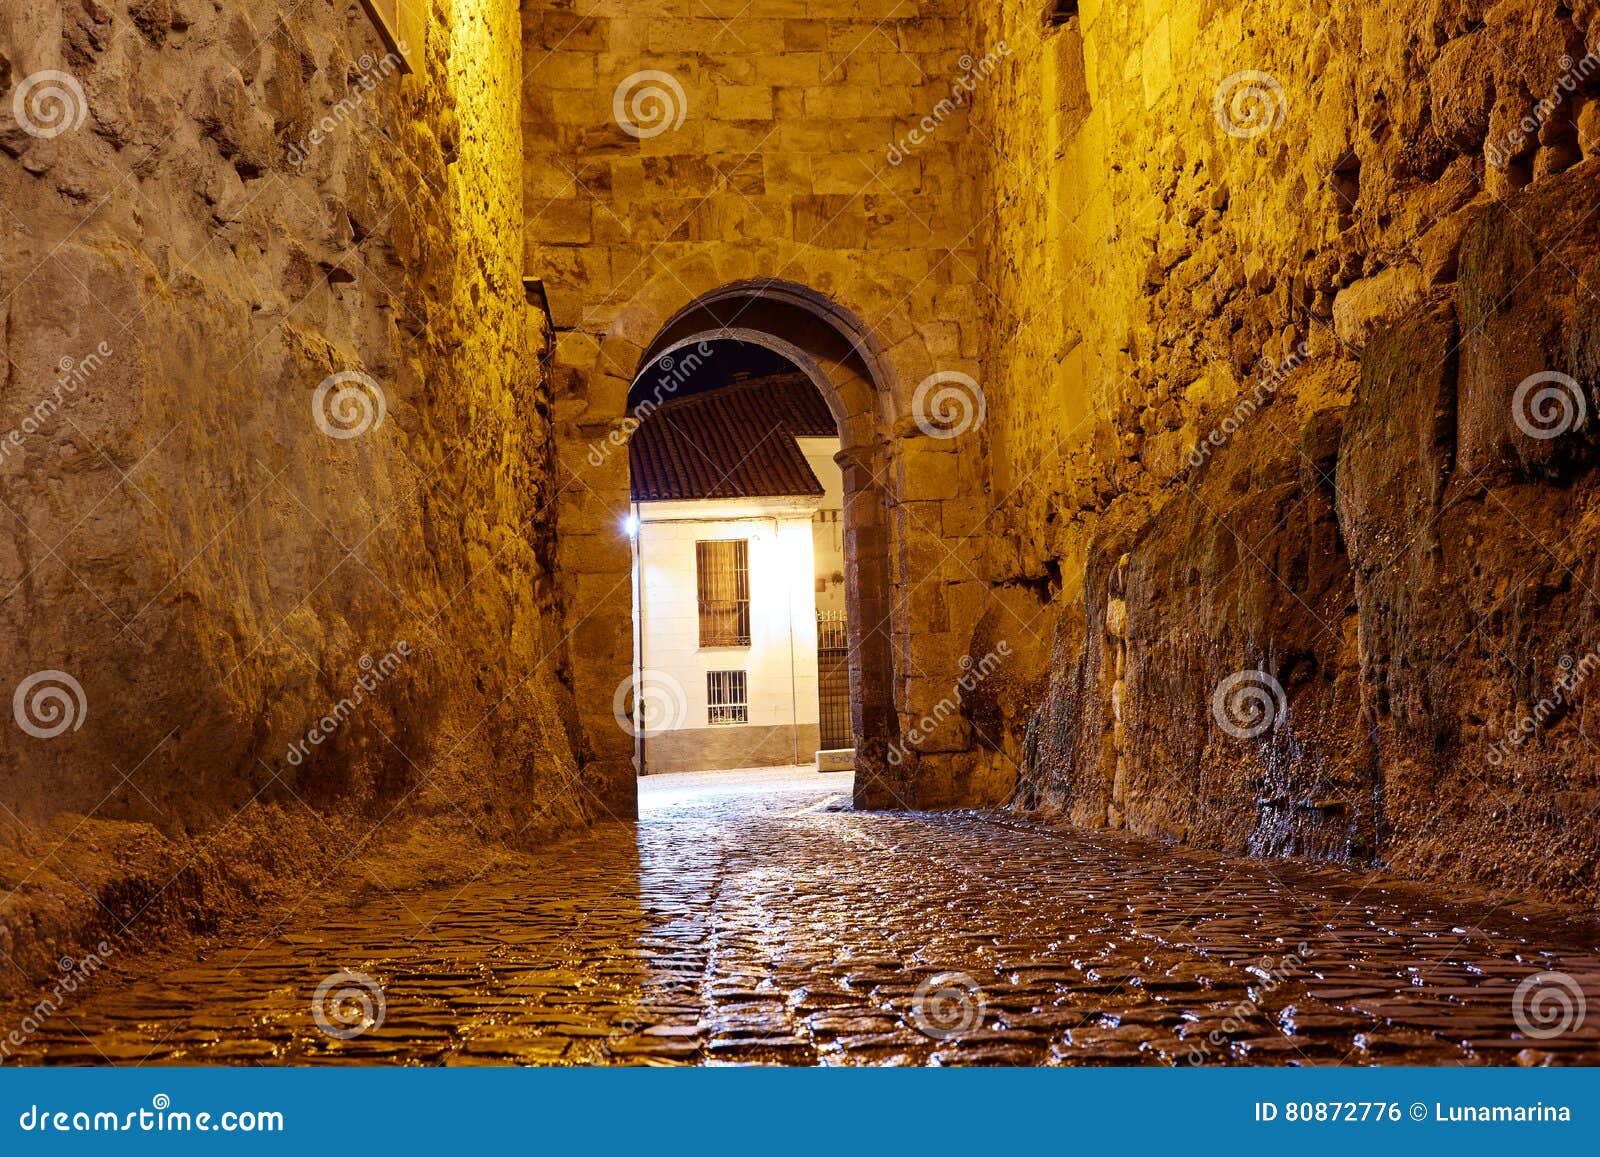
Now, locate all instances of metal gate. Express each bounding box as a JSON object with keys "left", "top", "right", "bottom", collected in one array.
[{"left": 816, "top": 610, "right": 853, "bottom": 750}]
